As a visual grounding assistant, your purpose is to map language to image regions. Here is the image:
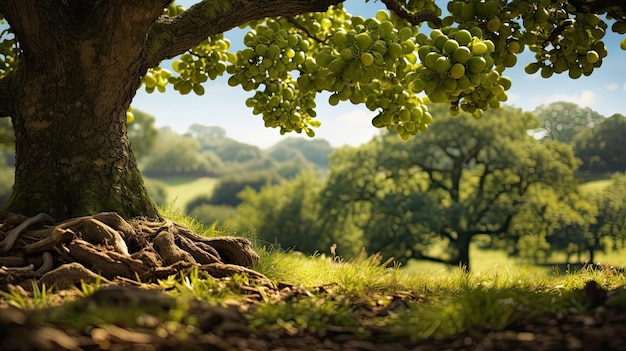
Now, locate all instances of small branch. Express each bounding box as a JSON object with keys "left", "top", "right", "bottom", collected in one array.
[
  {"left": 381, "top": 0, "right": 443, "bottom": 28},
  {"left": 285, "top": 16, "right": 326, "bottom": 44}
]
